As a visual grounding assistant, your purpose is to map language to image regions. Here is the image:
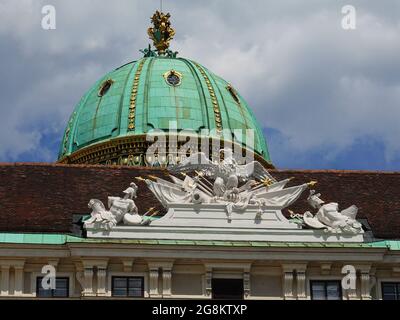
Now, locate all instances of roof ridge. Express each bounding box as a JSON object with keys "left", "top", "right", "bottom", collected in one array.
[{"left": 1, "top": 162, "right": 399, "bottom": 174}]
